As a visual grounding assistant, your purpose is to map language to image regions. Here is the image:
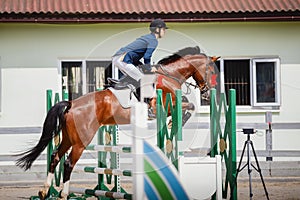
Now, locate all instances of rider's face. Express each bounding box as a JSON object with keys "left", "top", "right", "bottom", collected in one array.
[{"left": 157, "top": 28, "right": 166, "bottom": 38}]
